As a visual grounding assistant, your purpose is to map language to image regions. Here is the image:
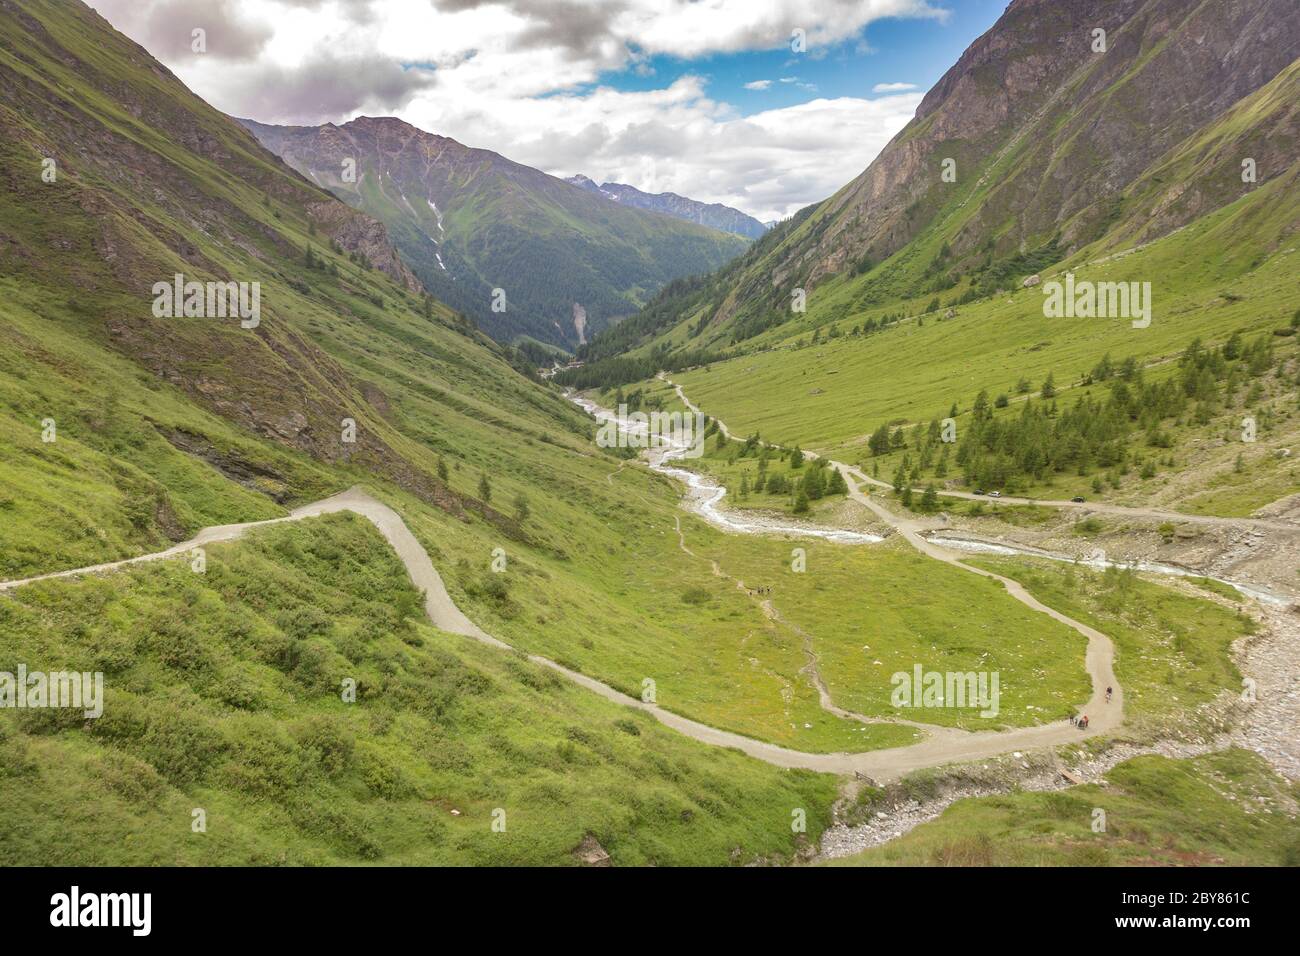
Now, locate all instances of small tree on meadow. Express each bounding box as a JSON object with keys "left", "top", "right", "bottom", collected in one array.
[
  {"left": 920, "top": 485, "right": 939, "bottom": 512},
  {"left": 868, "top": 424, "right": 891, "bottom": 457},
  {"left": 803, "top": 466, "right": 825, "bottom": 500}
]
